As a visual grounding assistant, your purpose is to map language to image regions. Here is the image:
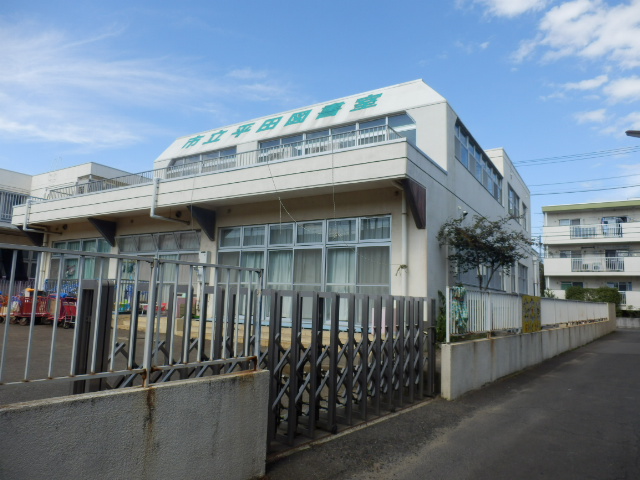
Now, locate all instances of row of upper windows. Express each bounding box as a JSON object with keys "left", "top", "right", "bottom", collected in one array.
[
  {"left": 170, "top": 114, "right": 416, "bottom": 168},
  {"left": 508, "top": 185, "right": 528, "bottom": 230},
  {"left": 259, "top": 114, "right": 416, "bottom": 150},
  {"left": 454, "top": 124, "right": 503, "bottom": 203},
  {"left": 219, "top": 216, "right": 391, "bottom": 249}
]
